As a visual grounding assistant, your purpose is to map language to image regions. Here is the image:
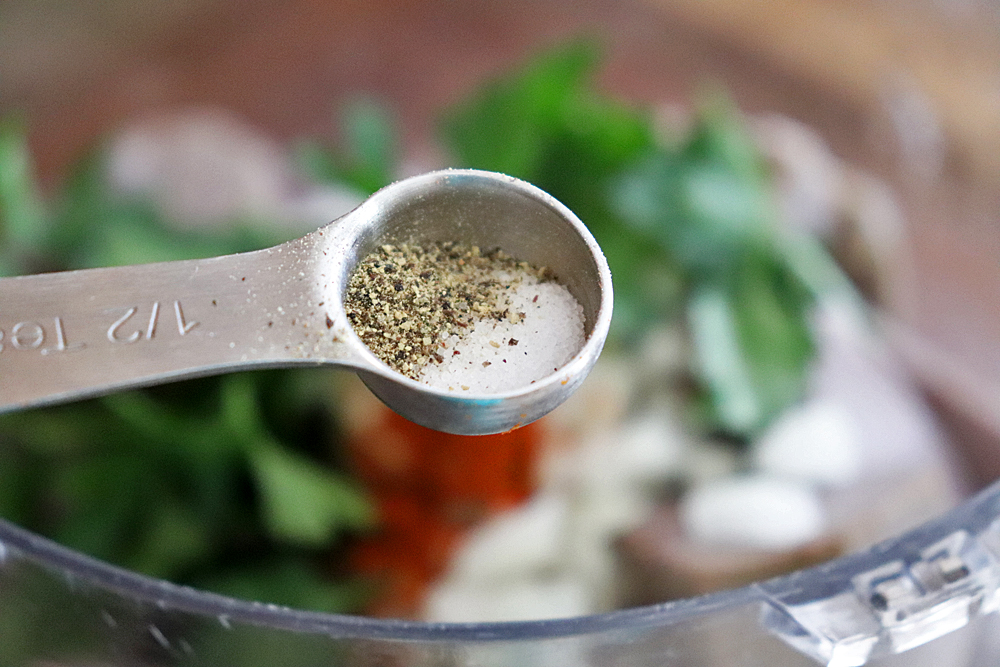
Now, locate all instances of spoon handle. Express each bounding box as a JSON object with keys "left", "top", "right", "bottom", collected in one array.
[{"left": 0, "top": 244, "right": 344, "bottom": 413}]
